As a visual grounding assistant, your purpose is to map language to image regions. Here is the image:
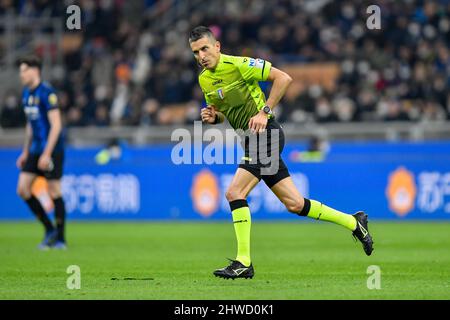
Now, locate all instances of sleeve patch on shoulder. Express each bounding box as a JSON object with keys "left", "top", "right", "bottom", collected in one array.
[
  {"left": 48, "top": 93, "right": 58, "bottom": 107},
  {"left": 249, "top": 58, "right": 265, "bottom": 69}
]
